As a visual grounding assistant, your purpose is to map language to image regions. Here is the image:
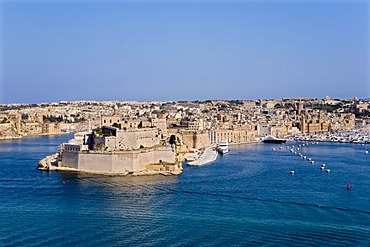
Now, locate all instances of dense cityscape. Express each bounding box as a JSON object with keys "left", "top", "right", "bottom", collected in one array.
[
  {"left": 1, "top": 96, "right": 369, "bottom": 142},
  {"left": 1, "top": 96, "right": 369, "bottom": 175}
]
